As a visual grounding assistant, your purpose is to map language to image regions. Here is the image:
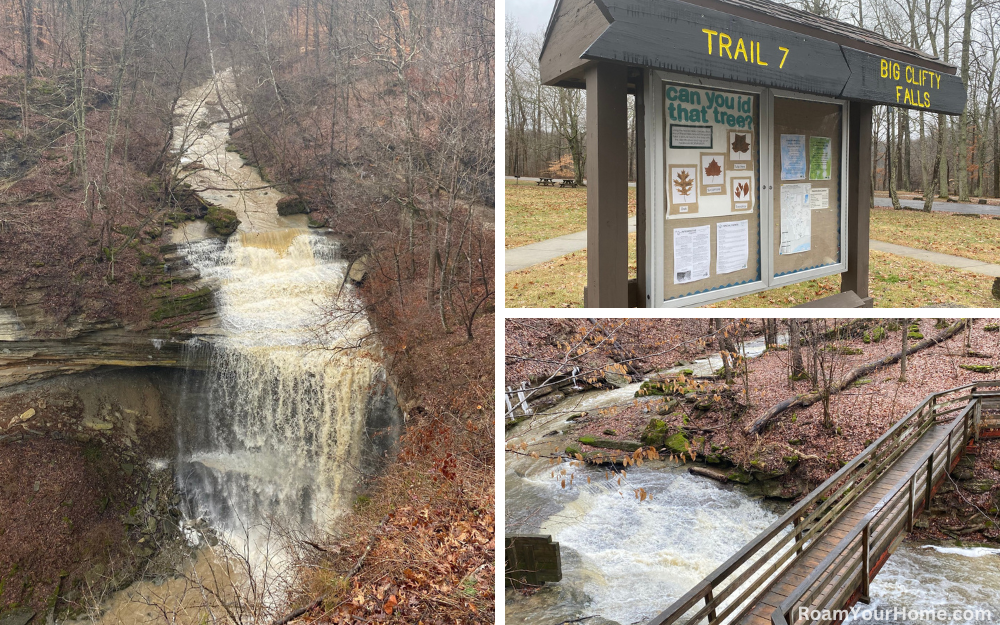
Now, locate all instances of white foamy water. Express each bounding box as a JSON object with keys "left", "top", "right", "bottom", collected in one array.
[
  {"left": 845, "top": 544, "right": 1000, "bottom": 625},
  {"left": 169, "top": 74, "right": 389, "bottom": 547}
]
